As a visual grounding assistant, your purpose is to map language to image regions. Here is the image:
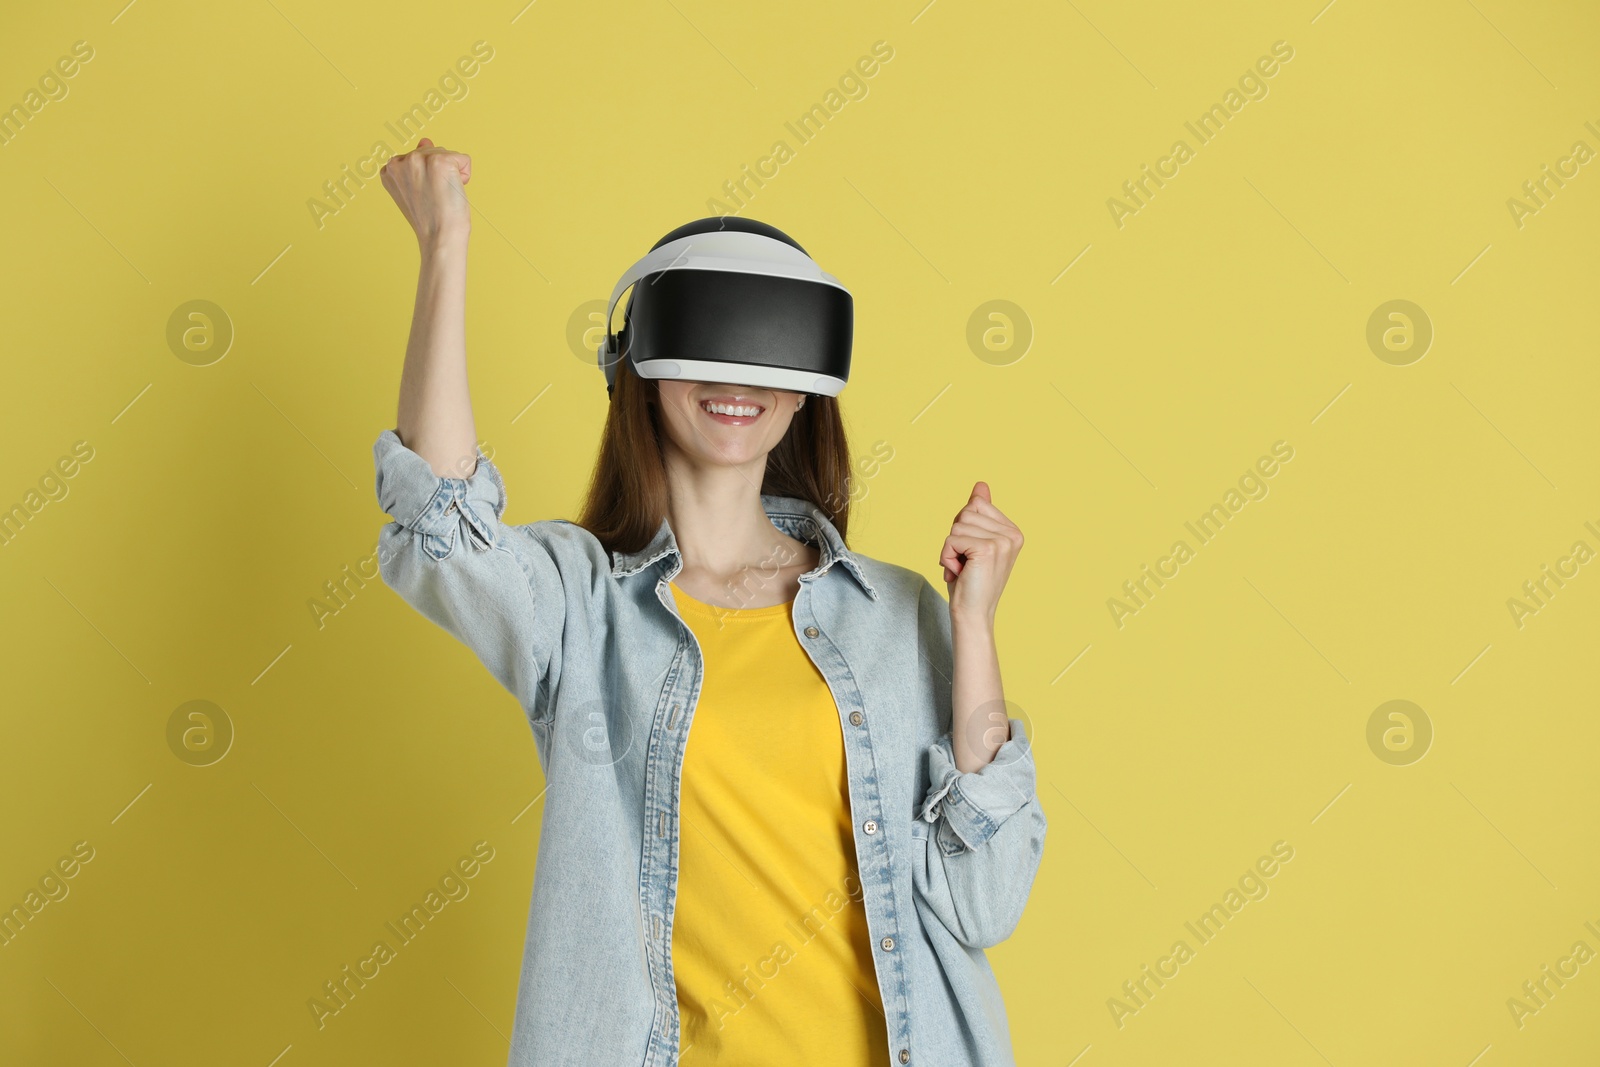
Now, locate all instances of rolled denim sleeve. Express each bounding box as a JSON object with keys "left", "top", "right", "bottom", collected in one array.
[
  {"left": 372, "top": 429, "right": 567, "bottom": 717},
  {"left": 910, "top": 578, "right": 1048, "bottom": 950}
]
